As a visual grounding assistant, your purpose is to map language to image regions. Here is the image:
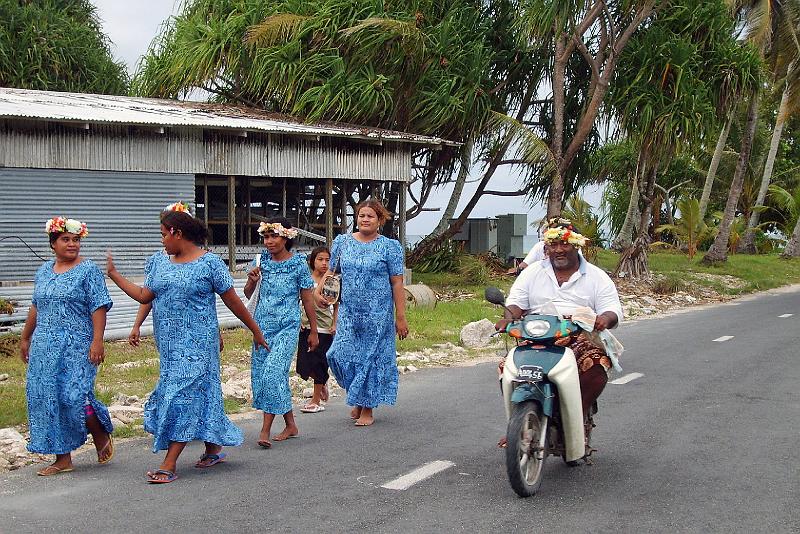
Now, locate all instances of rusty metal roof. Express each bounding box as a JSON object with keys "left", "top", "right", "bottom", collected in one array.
[{"left": 0, "top": 87, "right": 456, "bottom": 146}]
